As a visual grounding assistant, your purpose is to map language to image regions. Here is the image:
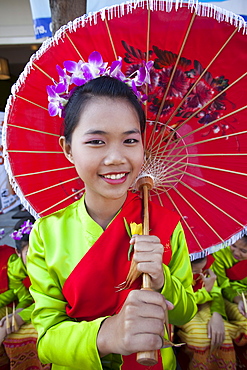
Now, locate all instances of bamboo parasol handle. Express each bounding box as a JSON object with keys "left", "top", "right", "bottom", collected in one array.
[
  {"left": 136, "top": 179, "right": 159, "bottom": 366},
  {"left": 12, "top": 302, "right": 18, "bottom": 332},
  {"left": 242, "top": 292, "right": 247, "bottom": 315},
  {"left": 136, "top": 275, "right": 159, "bottom": 366},
  {"left": 5, "top": 307, "right": 11, "bottom": 335}
]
